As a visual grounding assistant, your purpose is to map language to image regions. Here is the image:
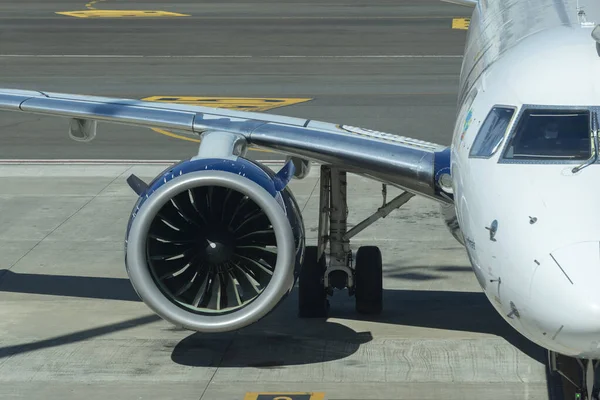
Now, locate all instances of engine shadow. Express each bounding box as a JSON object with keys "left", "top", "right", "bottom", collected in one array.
[
  {"left": 0, "top": 269, "right": 545, "bottom": 367},
  {"left": 171, "top": 319, "right": 373, "bottom": 368}
]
